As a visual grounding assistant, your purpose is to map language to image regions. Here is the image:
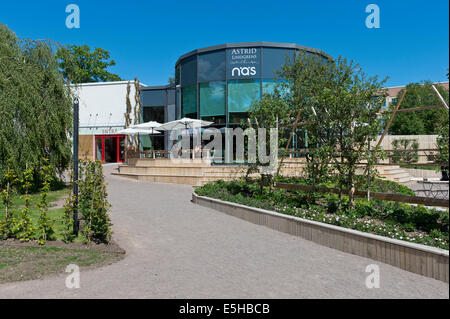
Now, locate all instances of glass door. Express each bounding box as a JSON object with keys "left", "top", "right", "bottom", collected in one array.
[{"left": 95, "top": 135, "right": 125, "bottom": 163}]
